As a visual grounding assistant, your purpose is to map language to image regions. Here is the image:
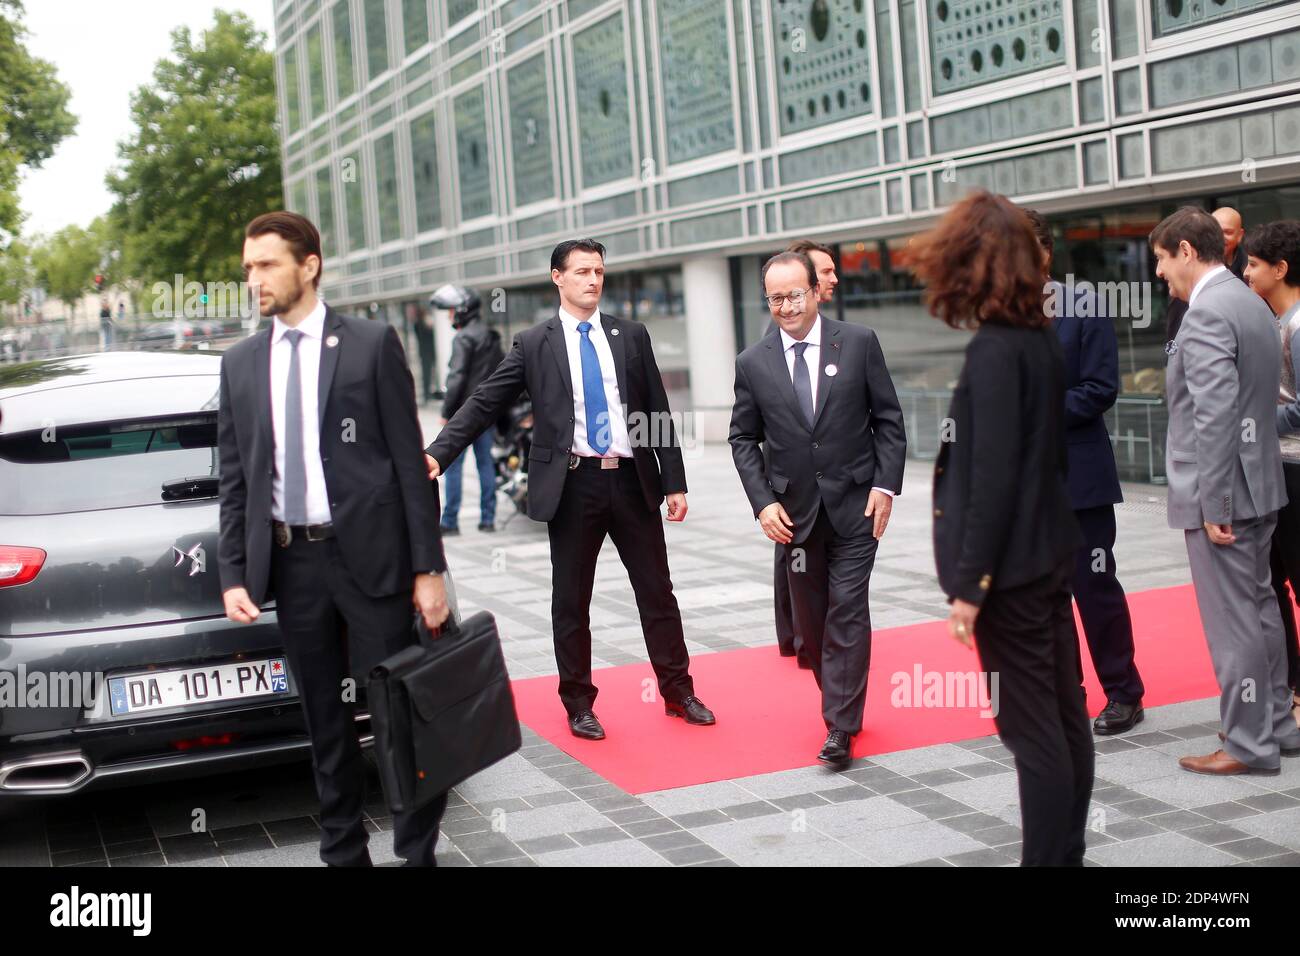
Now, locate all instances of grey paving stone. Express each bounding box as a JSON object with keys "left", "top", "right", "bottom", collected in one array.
[
  {"left": 952, "top": 761, "right": 1013, "bottom": 779},
  {"left": 641, "top": 781, "right": 756, "bottom": 815},
  {"left": 534, "top": 840, "right": 672, "bottom": 867},
  {"left": 1110, "top": 796, "right": 1179, "bottom": 818},
  {"left": 641, "top": 830, "right": 706, "bottom": 851},
  {"left": 720, "top": 801, "right": 782, "bottom": 820},
  {"left": 1236, "top": 791, "right": 1300, "bottom": 813},
  {"left": 670, "top": 809, "right": 732, "bottom": 829},
  {"left": 1086, "top": 831, "right": 1240, "bottom": 867},
  {"left": 494, "top": 801, "right": 613, "bottom": 841},
  {"left": 943, "top": 848, "right": 1016, "bottom": 866},
  {"left": 570, "top": 826, "right": 630, "bottom": 846},
  {"left": 1145, "top": 810, "right": 1214, "bottom": 831},
  {"left": 1226, "top": 805, "right": 1300, "bottom": 851},
  {"left": 940, "top": 812, "right": 1007, "bottom": 835},
  {"left": 772, "top": 792, "right": 831, "bottom": 811},
  {"left": 1102, "top": 818, "right": 1164, "bottom": 841},
  {"left": 1181, "top": 823, "right": 1251, "bottom": 846},
  {"left": 660, "top": 844, "right": 730, "bottom": 866},
  {"left": 1217, "top": 837, "right": 1292, "bottom": 861},
  {"left": 814, "top": 785, "right": 873, "bottom": 804},
  {"left": 970, "top": 824, "right": 1022, "bottom": 847},
  {"left": 601, "top": 805, "right": 664, "bottom": 824},
  {"left": 1190, "top": 801, "right": 1265, "bottom": 823},
  {"left": 910, "top": 769, "right": 969, "bottom": 787},
  {"left": 622, "top": 817, "right": 684, "bottom": 837},
  {"left": 525, "top": 790, "right": 582, "bottom": 808}
]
